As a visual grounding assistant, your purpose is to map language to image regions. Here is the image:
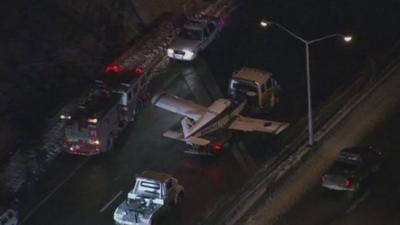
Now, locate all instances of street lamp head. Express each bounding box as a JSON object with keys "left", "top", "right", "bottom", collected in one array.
[
  {"left": 344, "top": 35, "right": 352, "bottom": 42},
  {"left": 260, "top": 19, "right": 270, "bottom": 28}
]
